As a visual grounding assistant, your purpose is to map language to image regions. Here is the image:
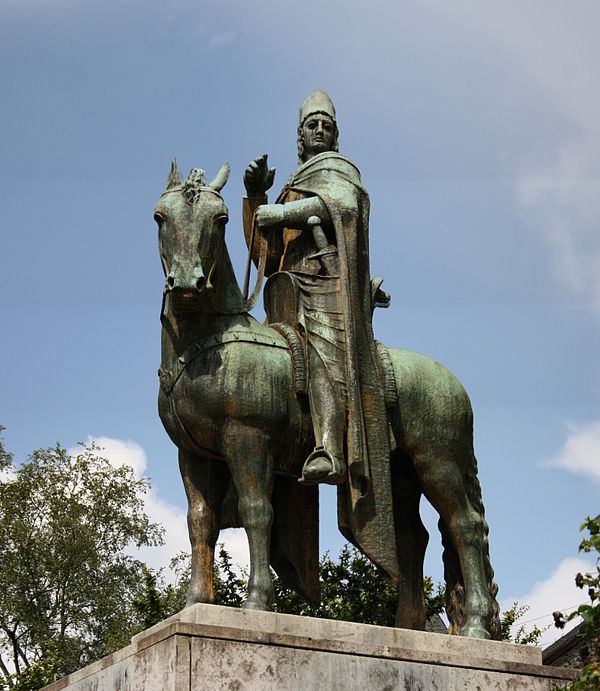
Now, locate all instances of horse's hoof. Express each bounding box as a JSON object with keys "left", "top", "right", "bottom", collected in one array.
[
  {"left": 185, "top": 594, "right": 214, "bottom": 608},
  {"left": 460, "top": 625, "right": 490, "bottom": 640},
  {"left": 242, "top": 598, "right": 271, "bottom": 612}
]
